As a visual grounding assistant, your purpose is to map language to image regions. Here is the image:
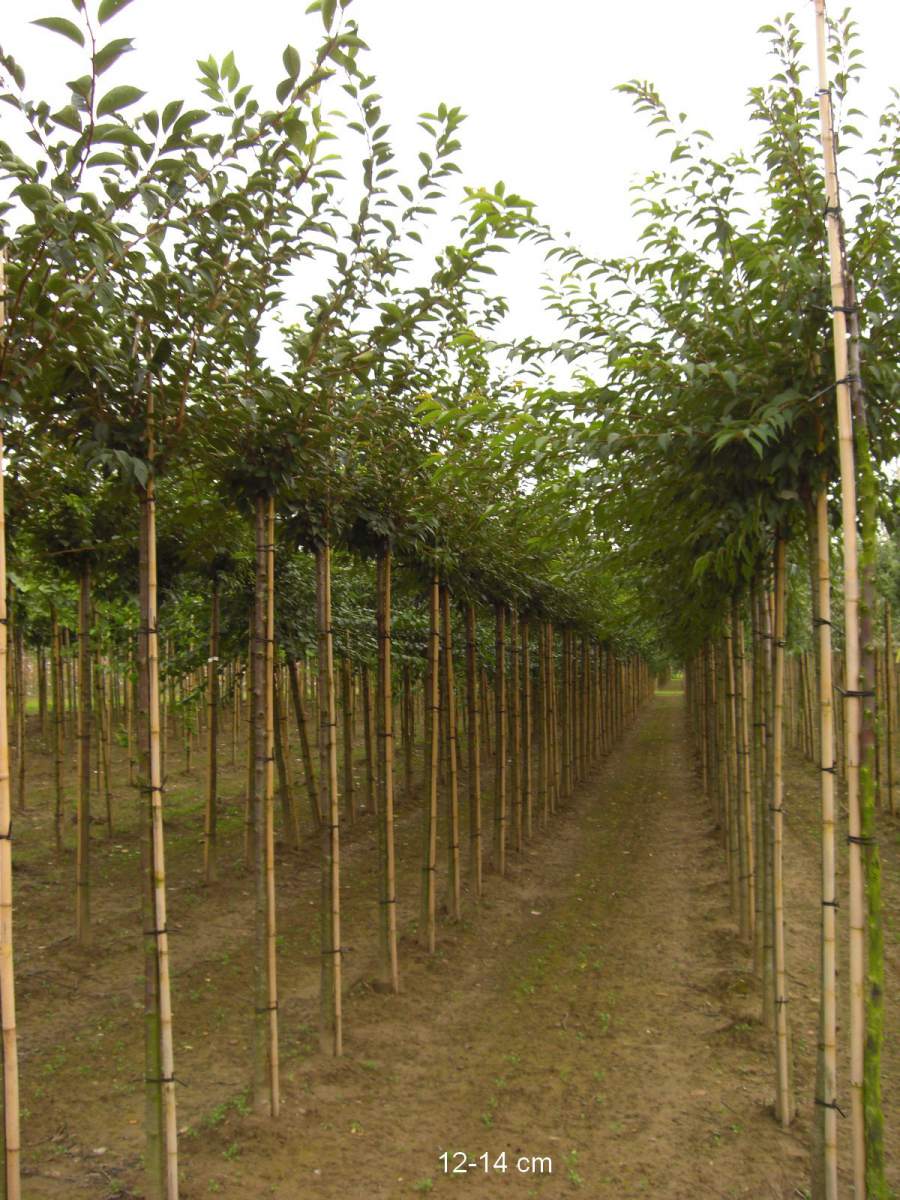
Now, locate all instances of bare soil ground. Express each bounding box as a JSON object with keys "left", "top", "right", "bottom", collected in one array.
[{"left": 11, "top": 686, "right": 899, "bottom": 1199}]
